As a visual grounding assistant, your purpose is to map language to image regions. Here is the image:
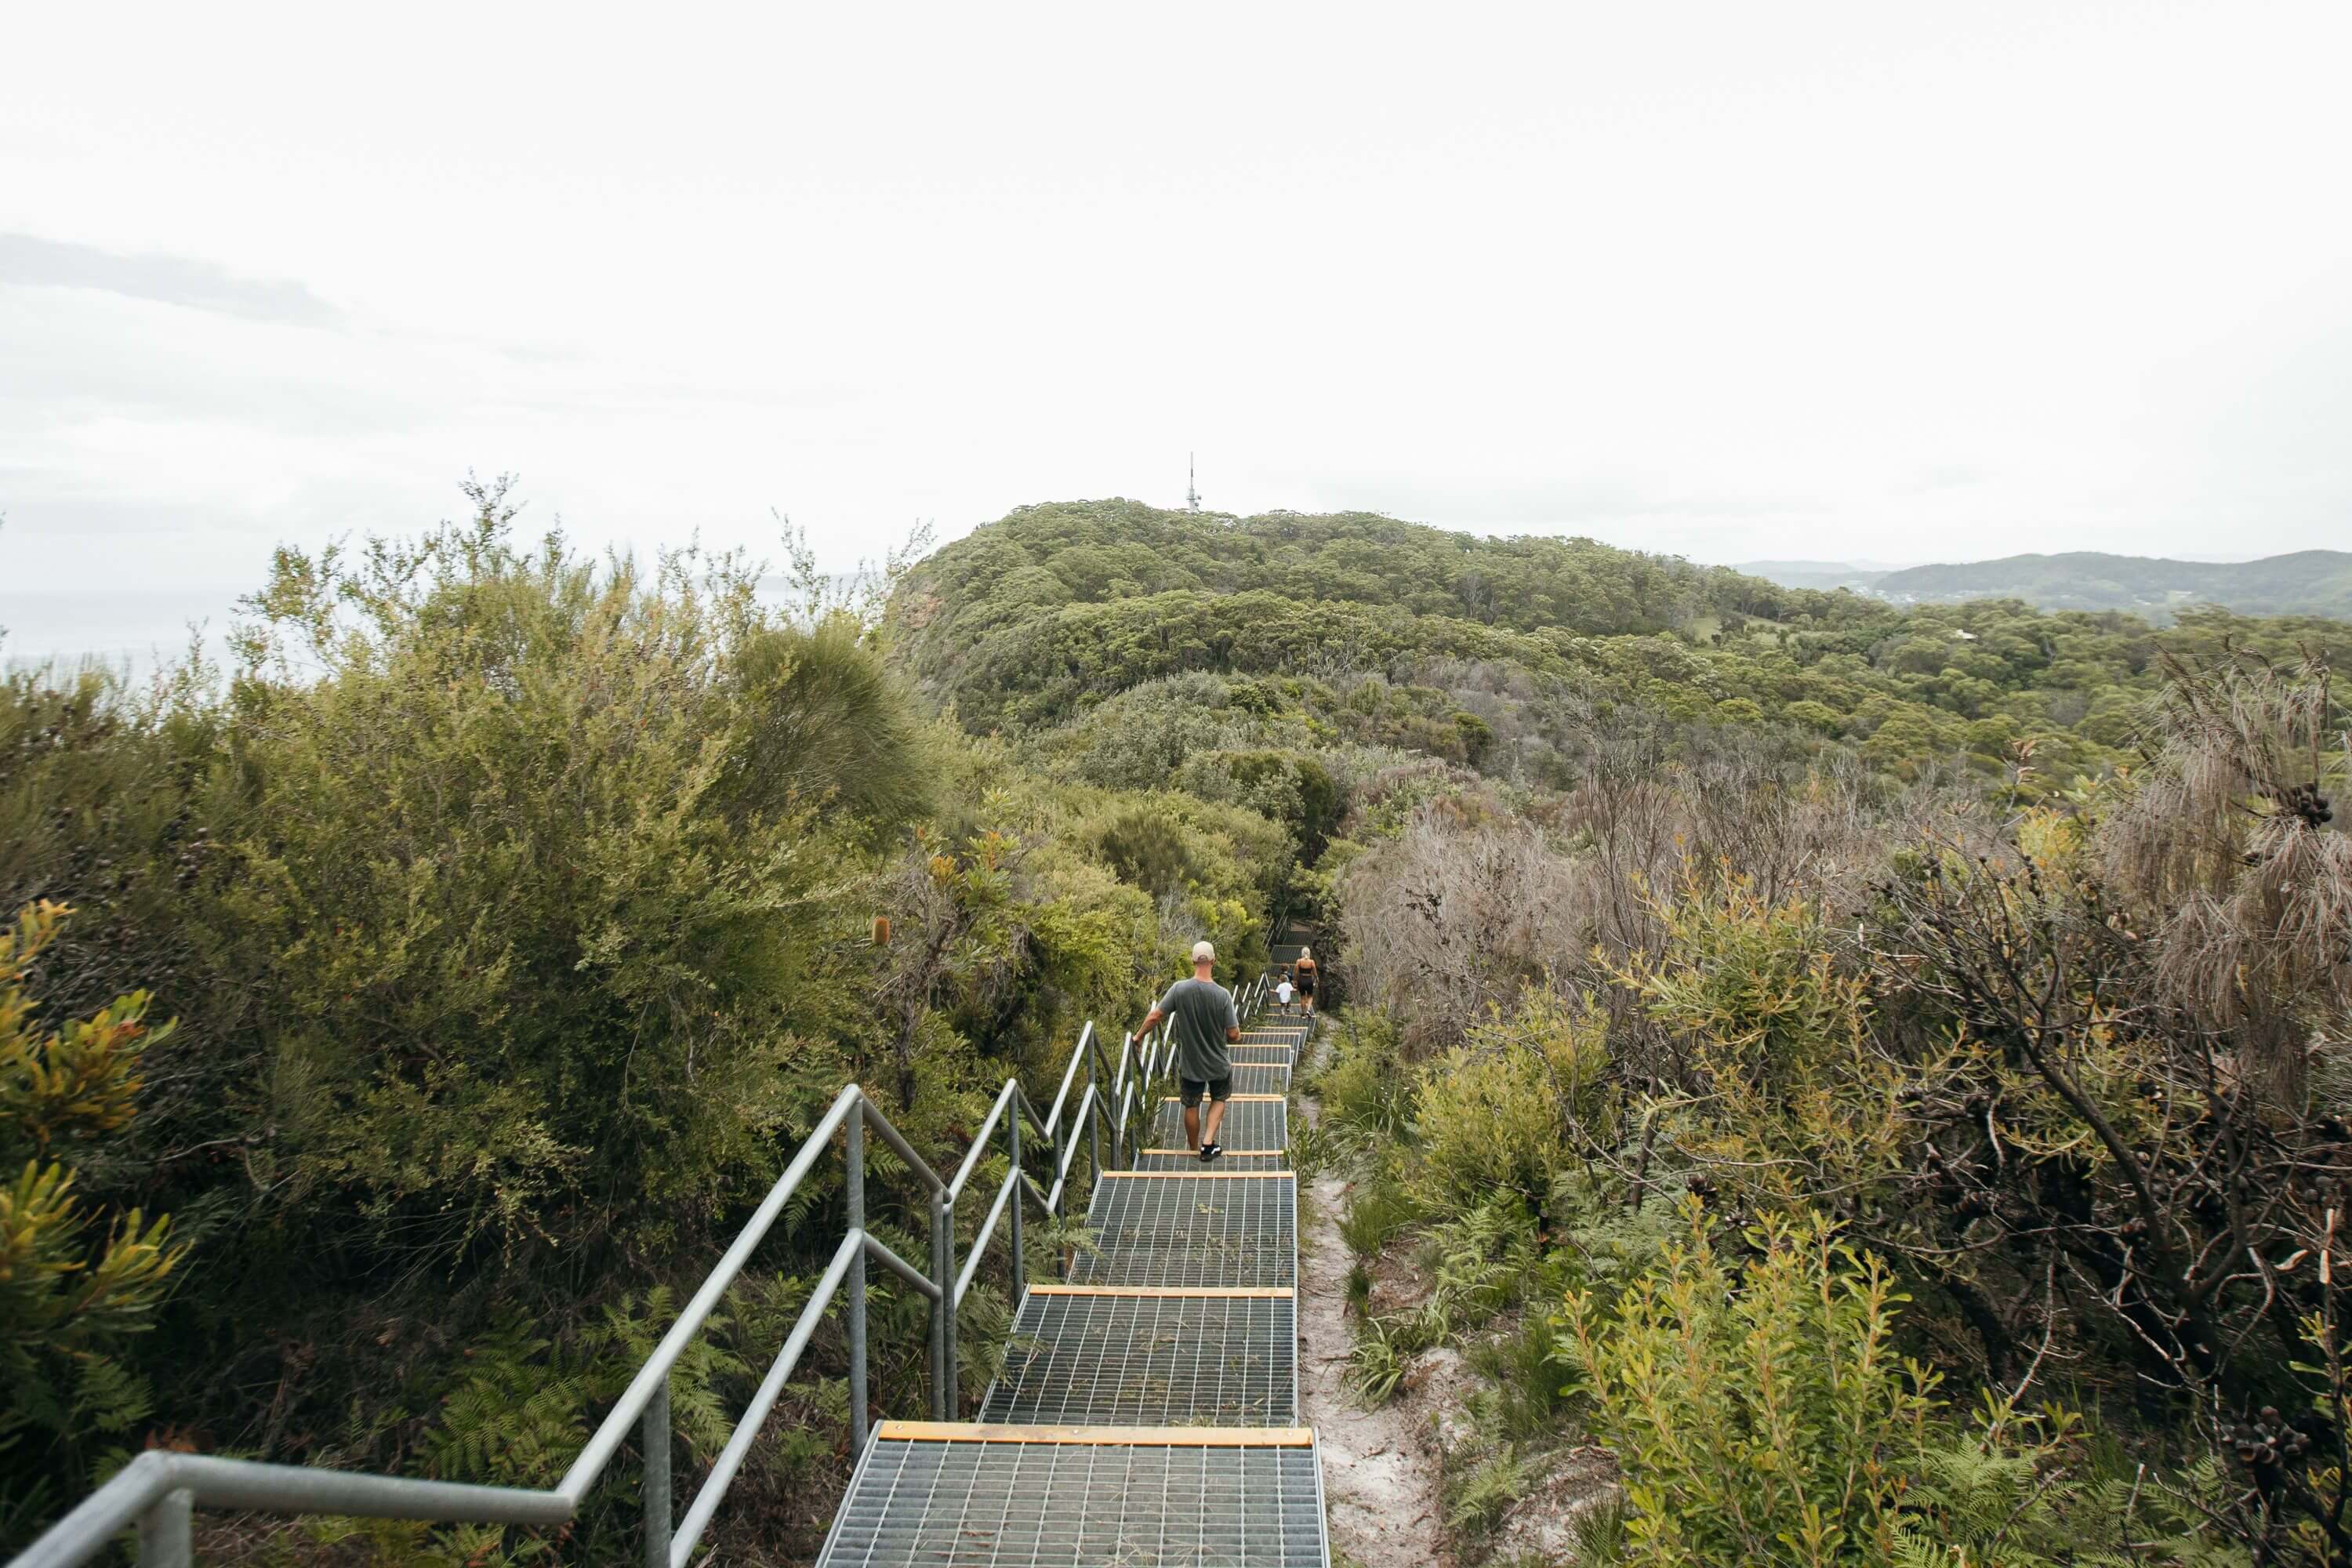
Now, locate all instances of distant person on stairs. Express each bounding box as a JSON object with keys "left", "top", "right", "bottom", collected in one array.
[
  {"left": 1134, "top": 940, "right": 1242, "bottom": 1162},
  {"left": 1275, "top": 974, "right": 1295, "bottom": 1014},
  {"left": 1293, "top": 948, "right": 1317, "bottom": 1018}
]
